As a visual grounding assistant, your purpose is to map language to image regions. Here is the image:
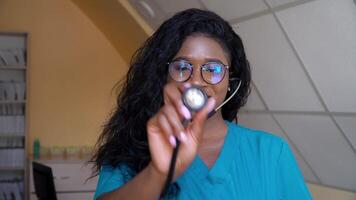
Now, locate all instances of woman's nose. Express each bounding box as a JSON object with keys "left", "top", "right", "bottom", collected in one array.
[{"left": 188, "top": 67, "right": 207, "bottom": 86}]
